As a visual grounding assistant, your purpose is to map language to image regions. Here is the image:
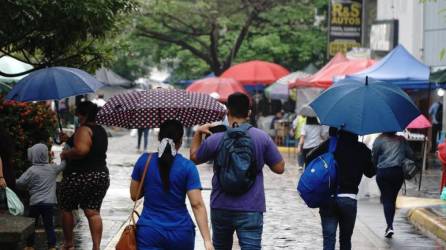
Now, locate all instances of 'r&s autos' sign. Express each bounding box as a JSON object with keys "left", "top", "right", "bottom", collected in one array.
[{"left": 328, "top": 0, "right": 363, "bottom": 57}]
